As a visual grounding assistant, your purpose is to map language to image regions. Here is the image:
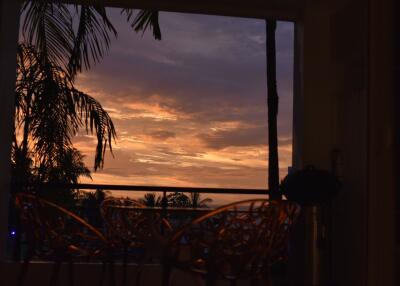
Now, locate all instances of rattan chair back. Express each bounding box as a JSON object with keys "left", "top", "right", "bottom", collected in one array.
[
  {"left": 15, "top": 193, "right": 107, "bottom": 259},
  {"left": 15, "top": 193, "right": 112, "bottom": 286},
  {"left": 166, "top": 199, "right": 300, "bottom": 282}
]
